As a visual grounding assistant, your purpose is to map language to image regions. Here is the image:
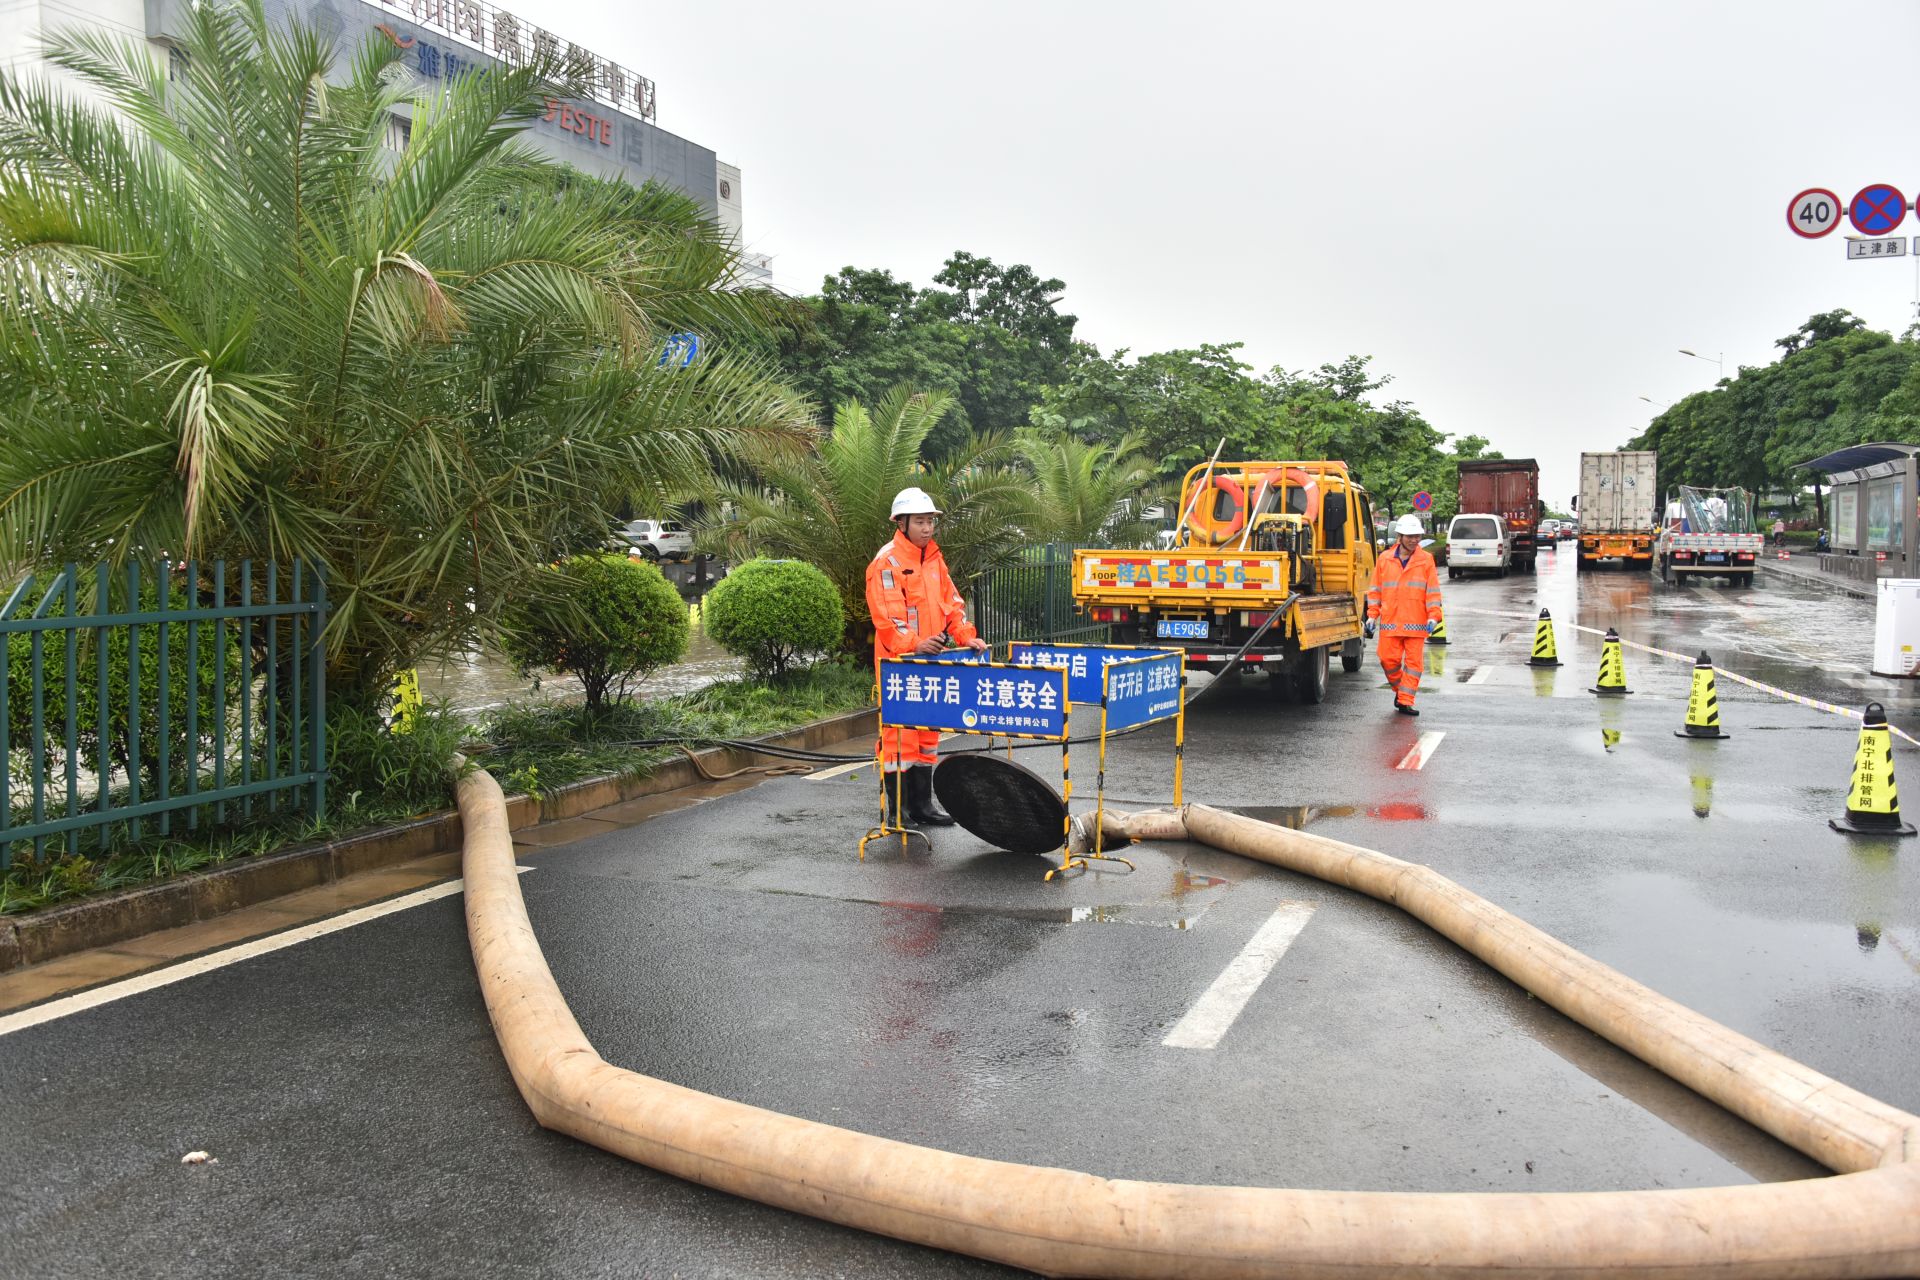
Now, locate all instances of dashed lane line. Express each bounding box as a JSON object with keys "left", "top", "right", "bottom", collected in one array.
[
  {"left": 1162, "top": 901, "right": 1316, "bottom": 1050},
  {"left": 0, "top": 870, "right": 532, "bottom": 1039},
  {"left": 1395, "top": 731, "right": 1445, "bottom": 770}
]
